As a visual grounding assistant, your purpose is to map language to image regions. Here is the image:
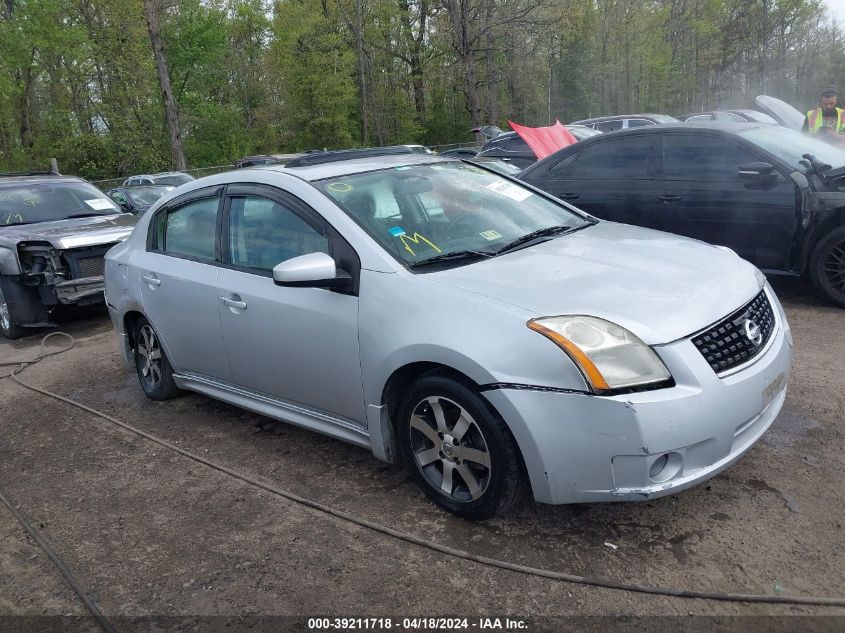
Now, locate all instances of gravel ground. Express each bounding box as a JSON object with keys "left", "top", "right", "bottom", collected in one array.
[{"left": 0, "top": 276, "right": 843, "bottom": 628}]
